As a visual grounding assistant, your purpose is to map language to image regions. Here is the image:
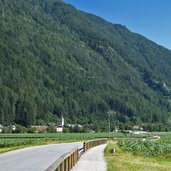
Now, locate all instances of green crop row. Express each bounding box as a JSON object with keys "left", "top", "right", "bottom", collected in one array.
[
  {"left": 0, "top": 139, "right": 40, "bottom": 148},
  {"left": 0, "top": 132, "right": 146, "bottom": 139},
  {"left": 0, "top": 132, "right": 146, "bottom": 148},
  {"left": 118, "top": 138, "right": 171, "bottom": 157}
]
